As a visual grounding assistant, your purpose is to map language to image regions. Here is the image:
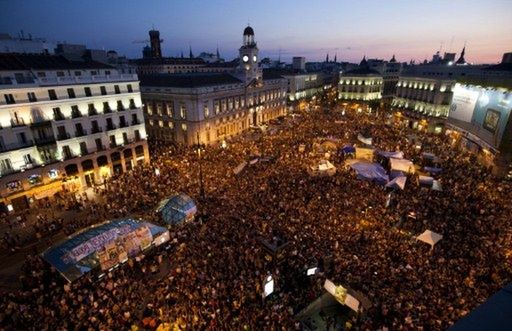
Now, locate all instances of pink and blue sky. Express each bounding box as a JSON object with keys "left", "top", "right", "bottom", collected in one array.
[{"left": 0, "top": 0, "right": 510, "bottom": 64}]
